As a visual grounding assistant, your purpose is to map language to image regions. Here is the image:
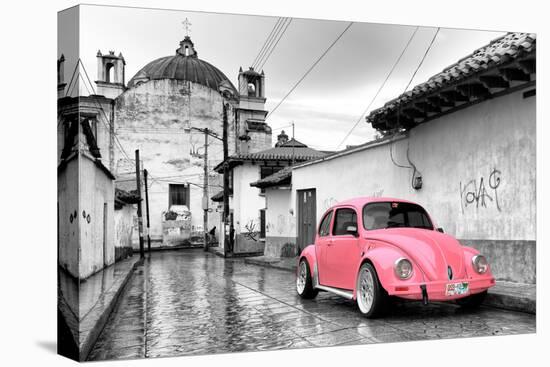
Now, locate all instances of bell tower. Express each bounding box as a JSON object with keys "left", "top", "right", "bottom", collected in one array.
[
  {"left": 95, "top": 50, "right": 126, "bottom": 99},
  {"left": 236, "top": 67, "right": 271, "bottom": 153}
]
